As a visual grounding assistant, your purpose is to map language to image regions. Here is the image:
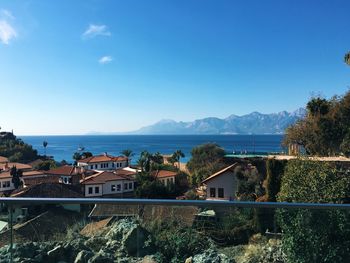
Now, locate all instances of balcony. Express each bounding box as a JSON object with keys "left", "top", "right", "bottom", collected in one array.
[{"left": 0, "top": 198, "right": 349, "bottom": 263}]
